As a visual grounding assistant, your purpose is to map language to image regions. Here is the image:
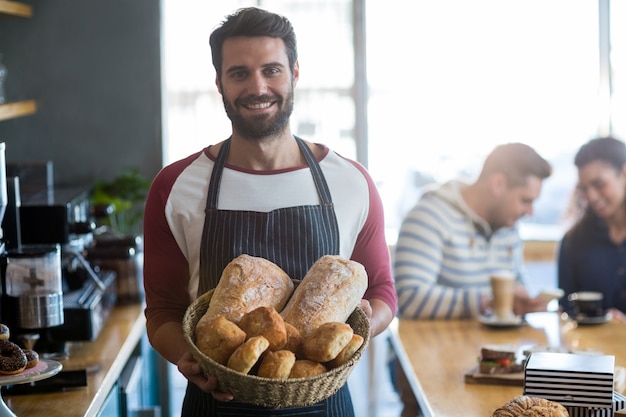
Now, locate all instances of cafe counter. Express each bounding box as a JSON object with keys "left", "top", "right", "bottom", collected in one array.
[
  {"left": 2, "top": 303, "right": 157, "bottom": 417},
  {"left": 390, "top": 313, "right": 626, "bottom": 417}
]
